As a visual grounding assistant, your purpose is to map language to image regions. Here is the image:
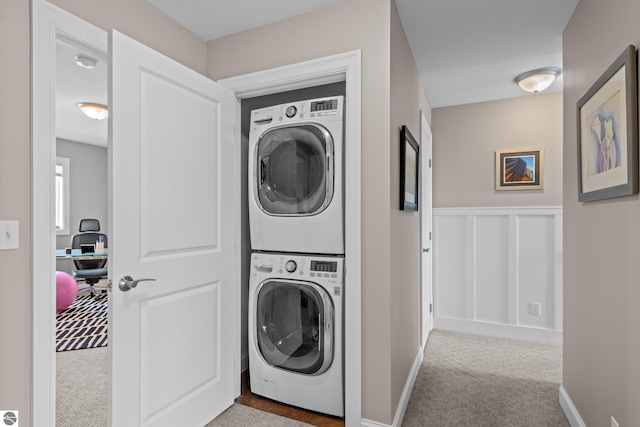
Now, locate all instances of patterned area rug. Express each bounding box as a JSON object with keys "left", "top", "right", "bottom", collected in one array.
[{"left": 56, "top": 294, "right": 108, "bottom": 352}]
